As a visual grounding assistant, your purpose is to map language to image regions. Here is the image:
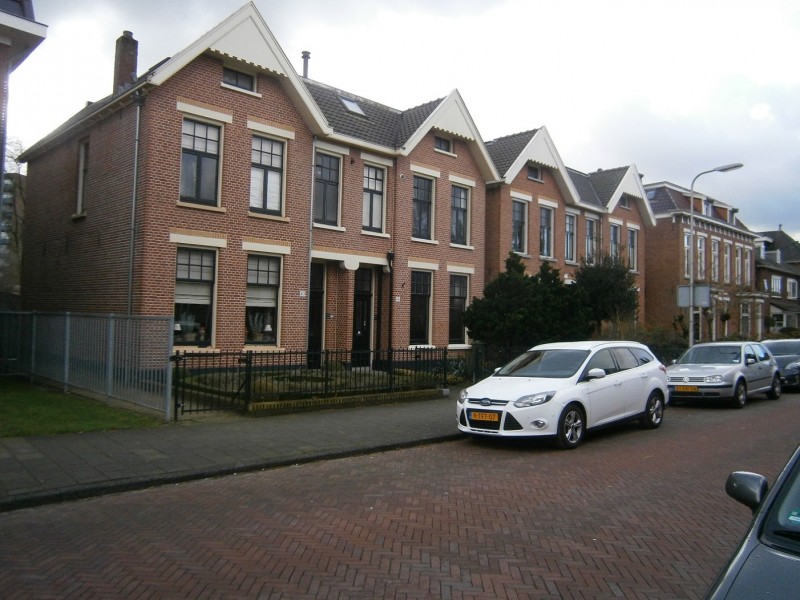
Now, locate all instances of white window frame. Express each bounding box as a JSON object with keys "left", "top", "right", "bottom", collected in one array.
[
  {"left": 511, "top": 194, "right": 530, "bottom": 255},
  {"left": 724, "top": 242, "right": 732, "bottom": 283},
  {"left": 627, "top": 227, "right": 638, "bottom": 271},
  {"left": 711, "top": 238, "right": 720, "bottom": 282},
  {"left": 788, "top": 279, "right": 798, "bottom": 300},
  {"left": 76, "top": 139, "right": 89, "bottom": 216},
  {"left": 771, "top": 275, "right": 782, "bottom": 297},
  {"left": 539, "top": 202, "right": 555, "bottom": 259},
  {"left": 565, "top": 212, "right": 578, "bottom": 263},
  {"left": 697, "top": 235, "right": 706, "bottom": 280}
]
